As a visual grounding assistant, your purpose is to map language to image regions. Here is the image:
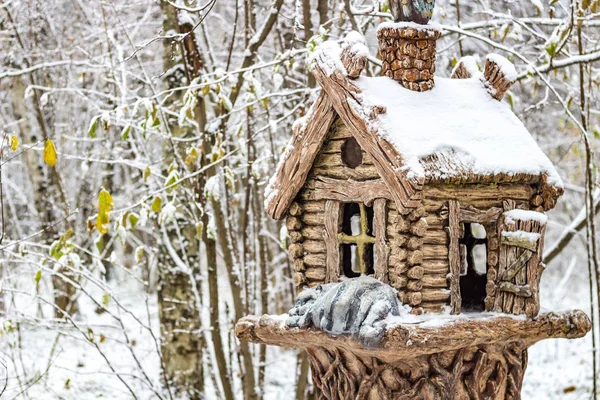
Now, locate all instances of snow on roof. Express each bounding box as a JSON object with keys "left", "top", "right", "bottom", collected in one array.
[
  {"left": 353, "top": 75, "right": 562, "bottom": 186},
  {"left": 451, "top": 55, "right": 480, "bottom": 77},
  {"left": 504, "top": 209, "right": 549, "bottom": 225},
  {"left": 308, "top": 41, "right": 344, "bottom": 77},
  {"left": 341, "top": 31, "right": 369, "bottom": 58},
  {"left": 378, "top": 20, "right": 443, "bottom": 33},
  {"left": 486, "top": 53, "right": 517, "bottom": 81}
]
